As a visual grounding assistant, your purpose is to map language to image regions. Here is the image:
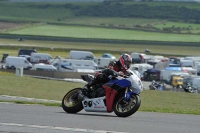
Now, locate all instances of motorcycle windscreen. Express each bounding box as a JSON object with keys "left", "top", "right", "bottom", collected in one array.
[{"left": 128, "top": 74, "right": 143, "bottom": 94}]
